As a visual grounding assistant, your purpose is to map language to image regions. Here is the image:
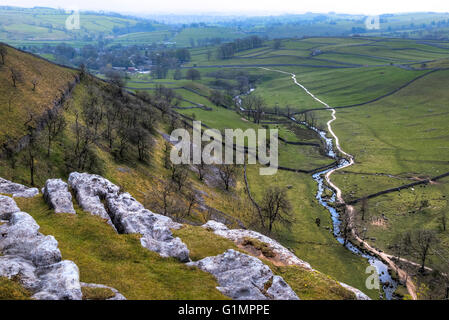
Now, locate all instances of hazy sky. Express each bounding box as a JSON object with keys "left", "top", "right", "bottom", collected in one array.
[{"left": 1, "top": 0, "right": 449, "bottom": 15}]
